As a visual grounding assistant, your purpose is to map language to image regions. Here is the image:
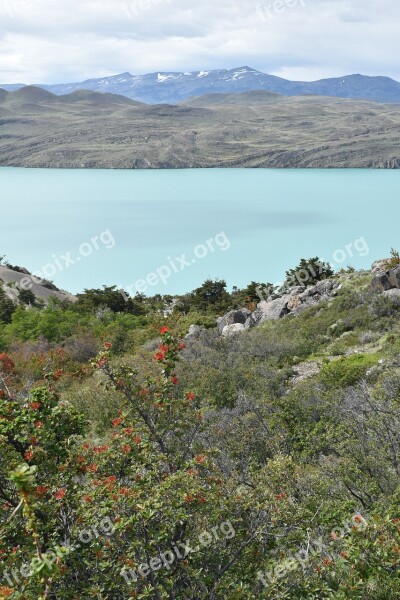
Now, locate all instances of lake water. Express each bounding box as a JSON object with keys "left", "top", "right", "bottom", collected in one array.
[{"left": 0, "top": 167, "right": 399, "bottom": 296}]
